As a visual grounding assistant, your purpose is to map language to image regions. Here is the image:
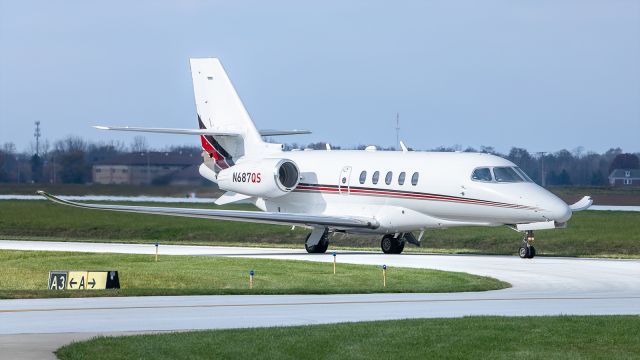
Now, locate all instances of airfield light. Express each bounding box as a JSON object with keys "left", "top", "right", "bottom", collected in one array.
[
  {"left": 249, "top": 270, "right": 255, "bottom": 289},
  {"left": 333, "top": 252, "right": 337, "bottom": 274},
  {"left": 154, "top": 242, "right": 159, "bottom": 262},
  {"left": 382, "top": 265, "right": 387, "bottom": 287}
]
